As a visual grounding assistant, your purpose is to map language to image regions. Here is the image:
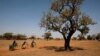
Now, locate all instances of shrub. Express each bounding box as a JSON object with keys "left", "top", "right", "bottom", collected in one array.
[
  {"left": 29, "top": 35, "right": 36, "bottom": 39},
  {"left": 72, "top": 37, "right": 77, "bottom": 40},
  {"left": 44, "top": 31, "right": 51, "bottom": 40},
  {"left": 96, "top": 33, "right": 100, "bottom": 41},
  {"left": 87, "top": 35, "right": 92, "bottom": 40},
  {"left": 78, "top": 34, "right": 86, "bottom": 40},
  {"left": 55, "top": 38, "right": 61, "bottom": 40}
]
